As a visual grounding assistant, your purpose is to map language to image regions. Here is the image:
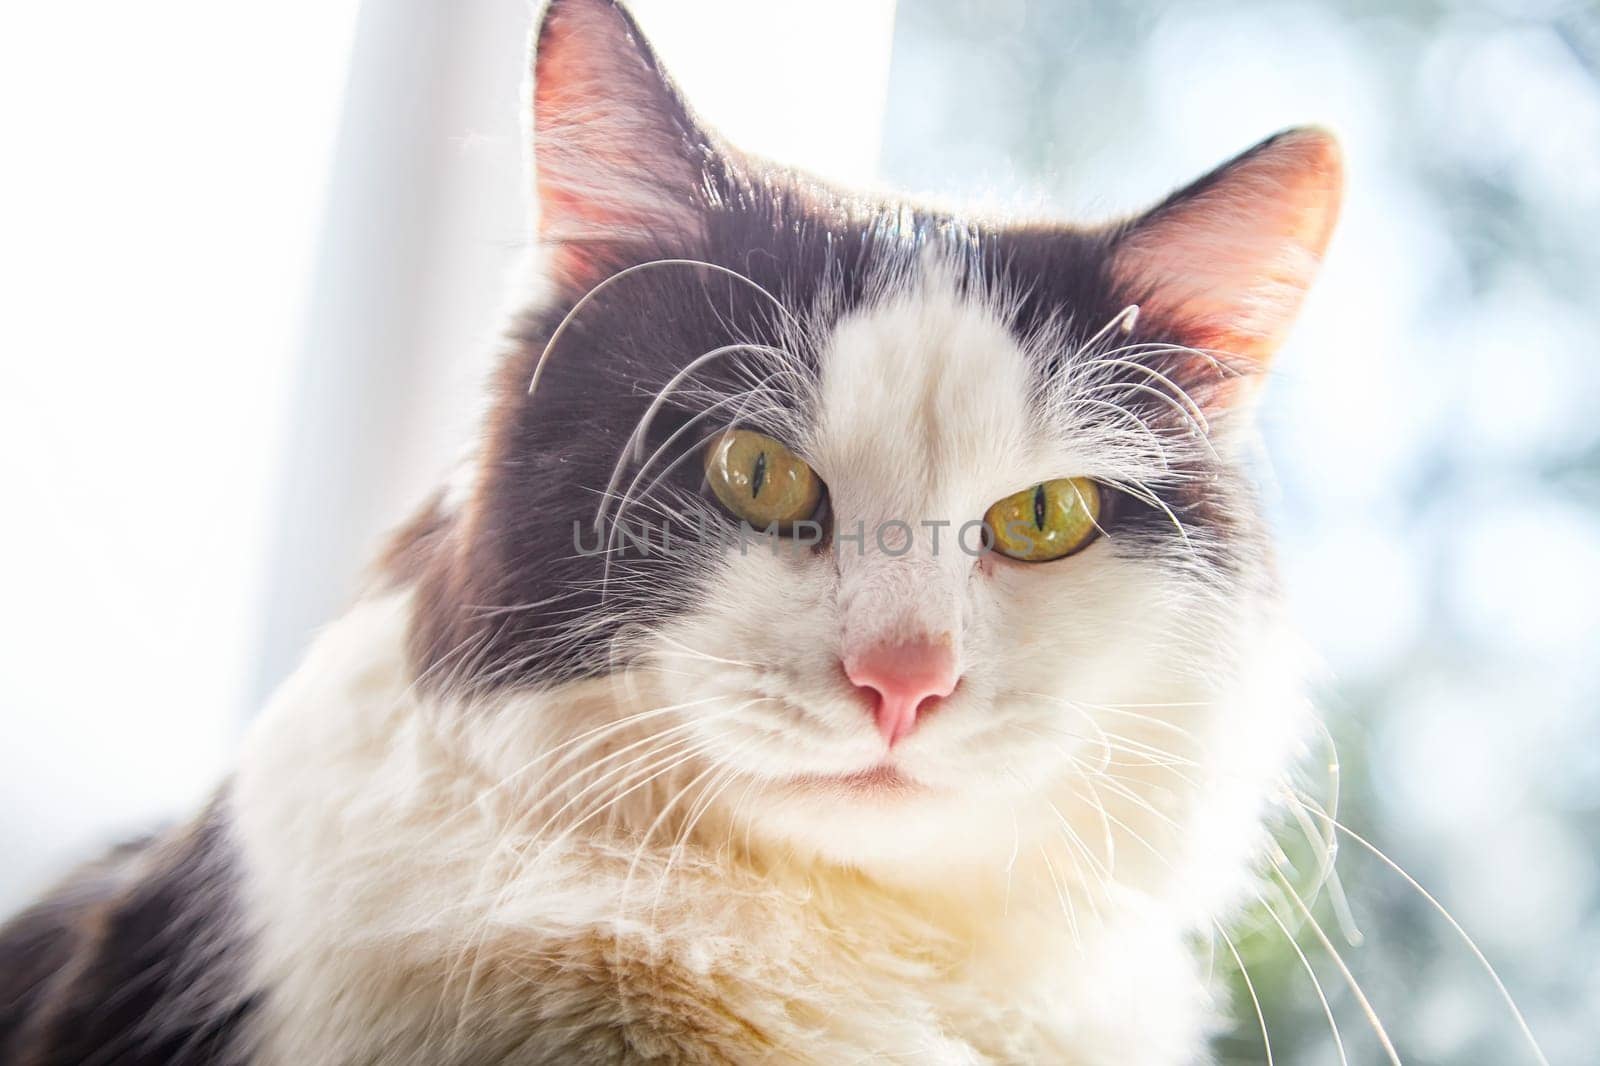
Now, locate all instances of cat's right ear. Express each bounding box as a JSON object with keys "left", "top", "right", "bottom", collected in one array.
[{"left": 531, "top": 0, "right": 714, "bottom": 288}]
